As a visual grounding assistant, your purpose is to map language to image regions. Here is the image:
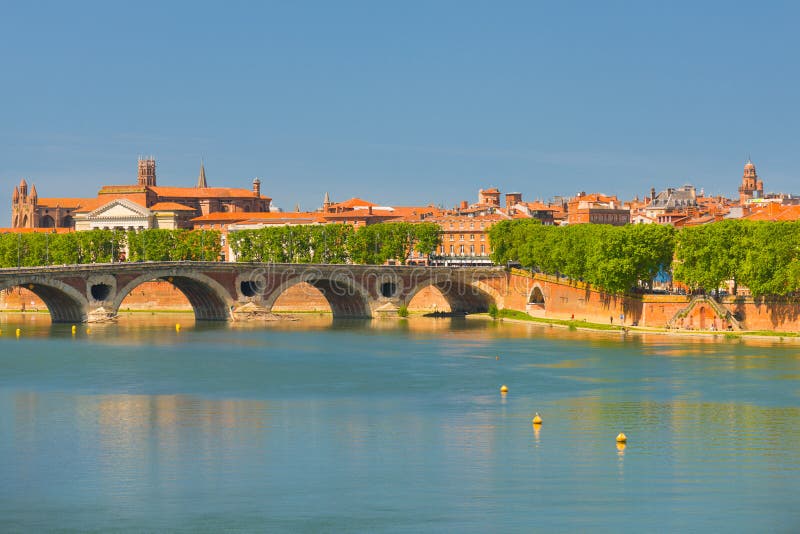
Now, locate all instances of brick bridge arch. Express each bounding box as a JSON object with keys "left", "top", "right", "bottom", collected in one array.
[
  {"left": 0, "top": 277, "right": 89, "bottom": 323},
  {"left": 402, "top": 274, "right": 501, "bottom": 314},
  {"left": 260, "top": 270, "right": 373, "bottom": 318},
  {"left": 113, "top": 269, "right": 234, "bottom": 321}
]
